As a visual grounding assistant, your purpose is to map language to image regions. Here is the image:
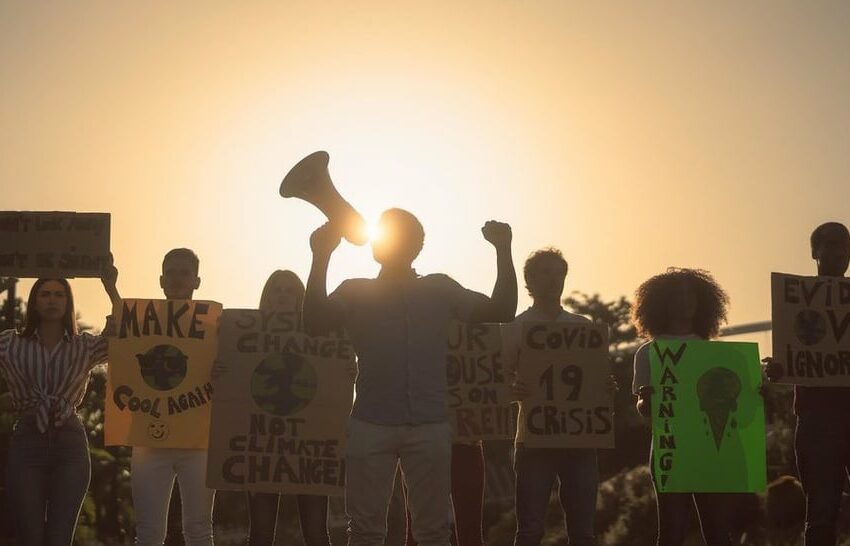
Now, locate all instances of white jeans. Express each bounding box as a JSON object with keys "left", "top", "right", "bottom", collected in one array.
[
  {"left": 131, "top": 447, "right": 216, "bottom": 546},
  {"left": 345, "top": 418, "right": 452, "bottom": 546}
]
